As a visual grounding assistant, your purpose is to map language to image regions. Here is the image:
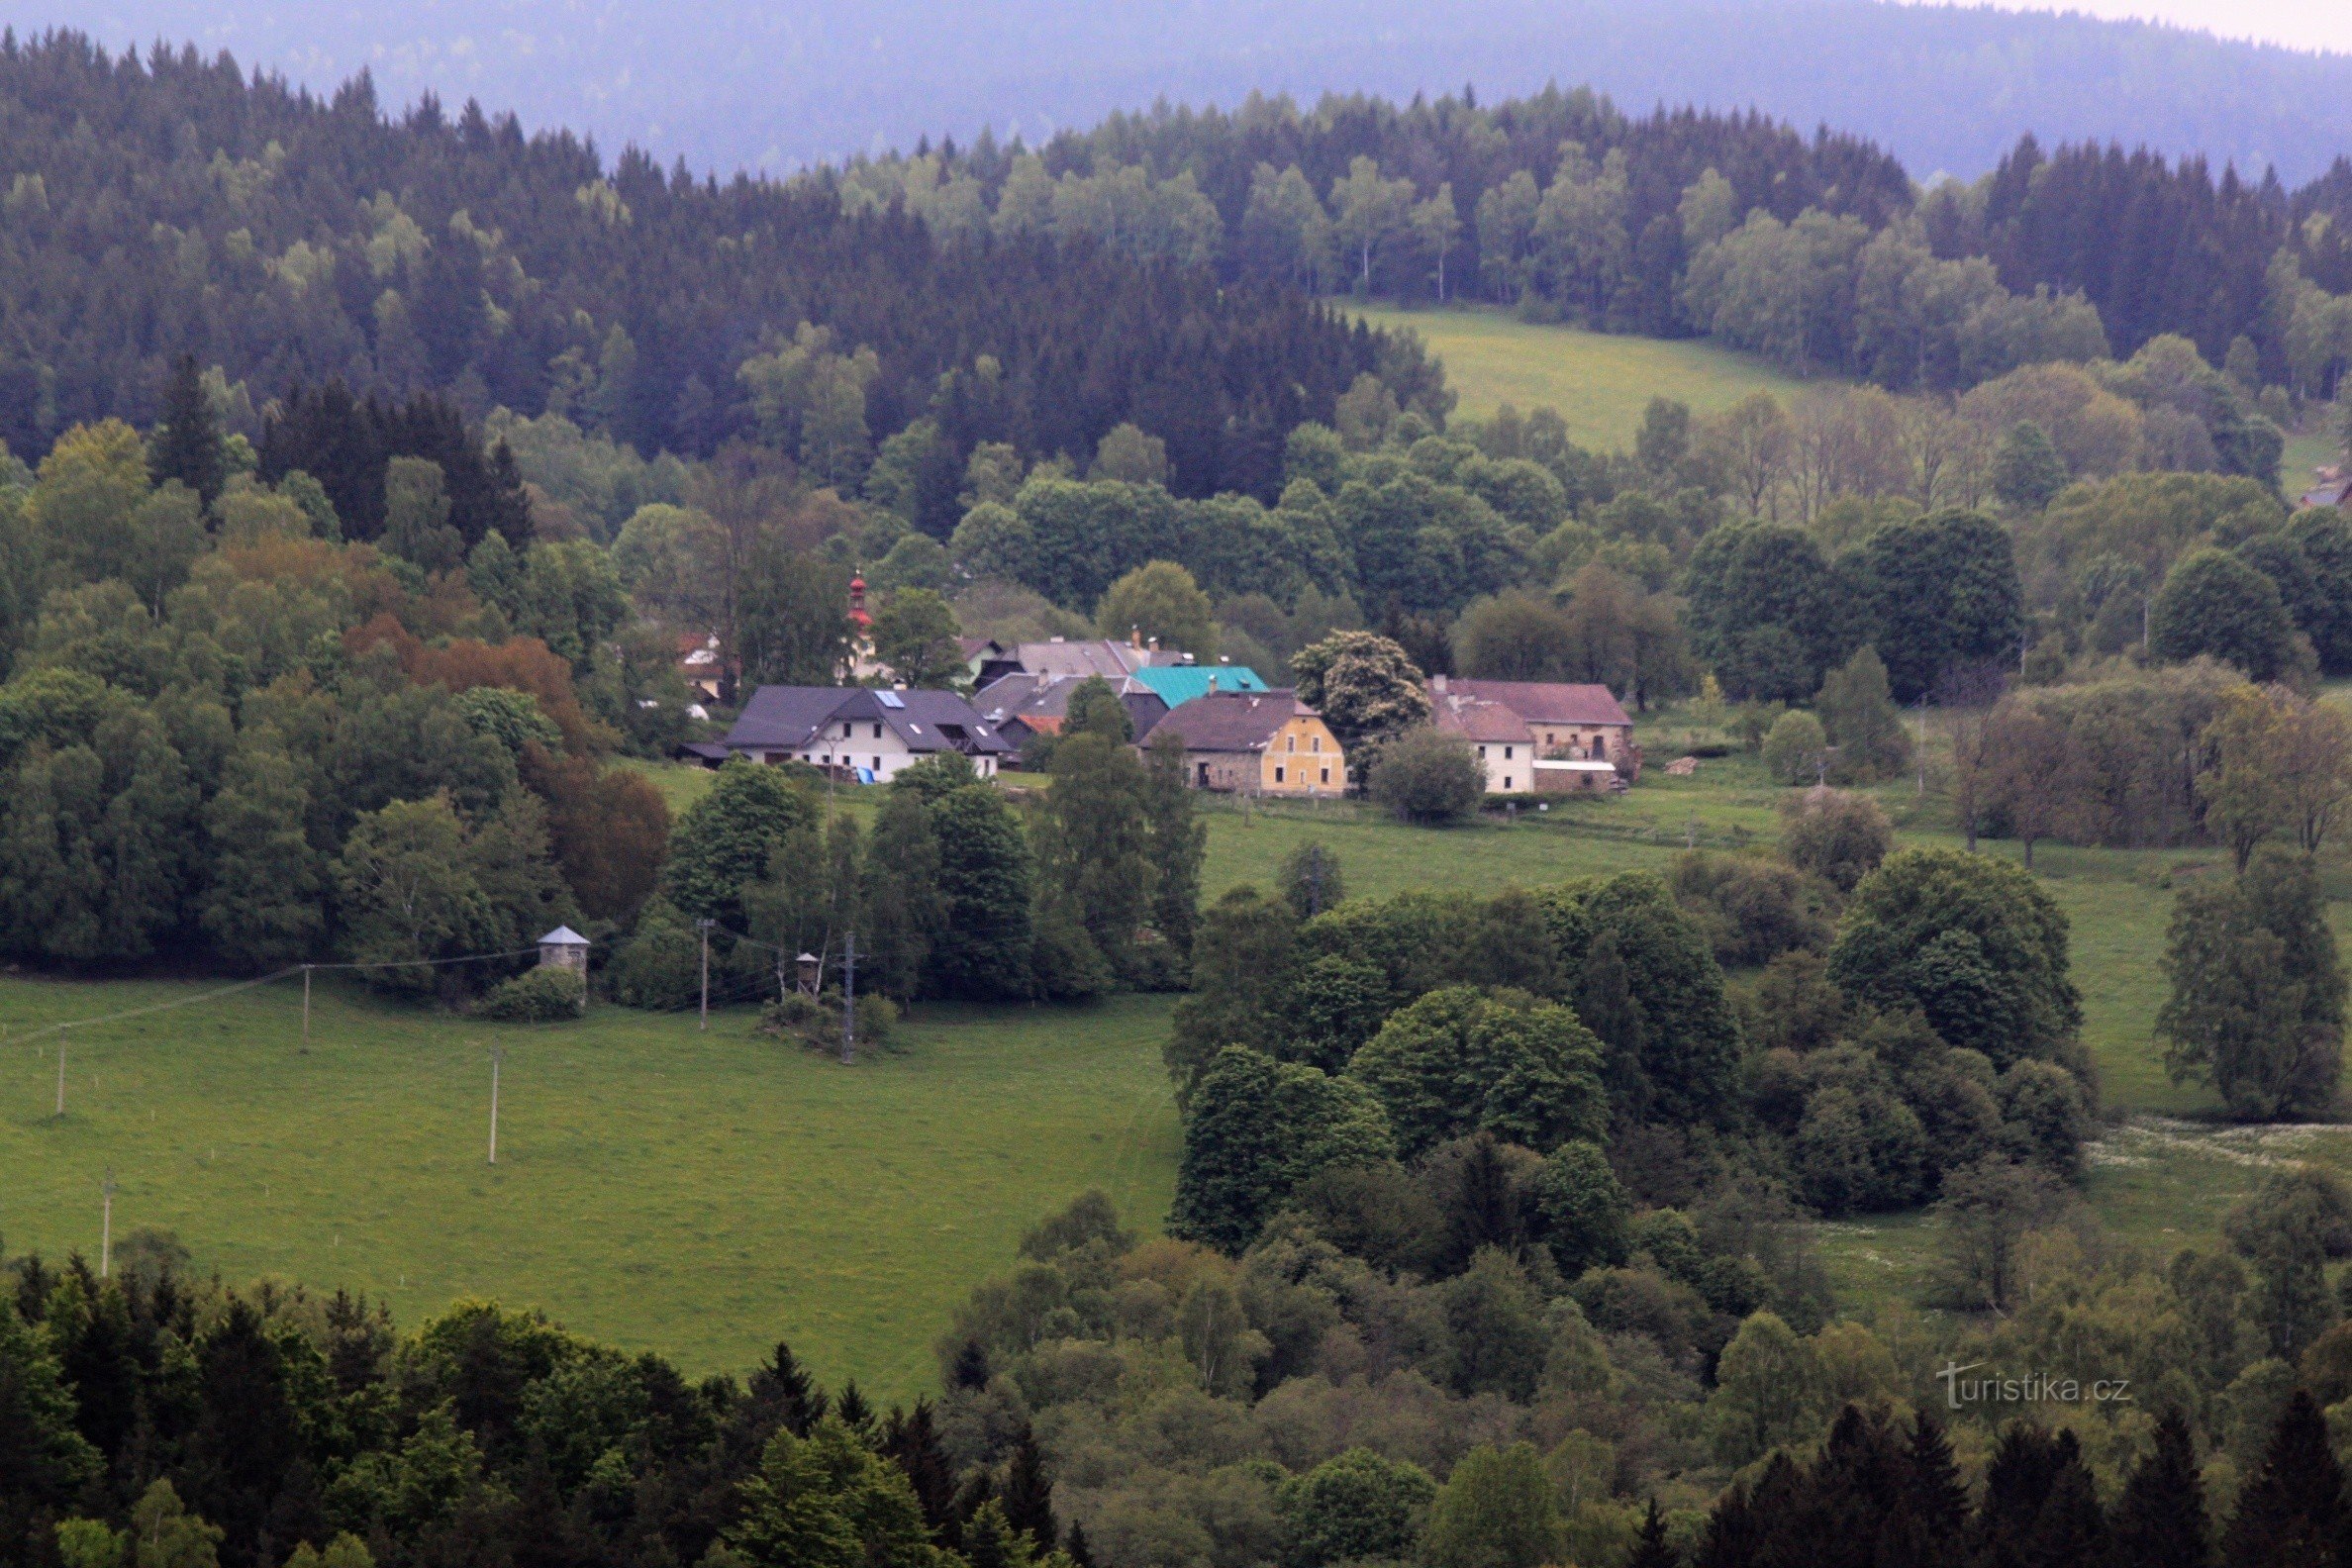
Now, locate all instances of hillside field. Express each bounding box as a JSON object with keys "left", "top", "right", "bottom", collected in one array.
[
  {"left": 1350, "top": 304, "right": 1817, "bottom": 450},
  {"left": 7, "top": 719, "right": 2348, "bottom": 1388}
]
